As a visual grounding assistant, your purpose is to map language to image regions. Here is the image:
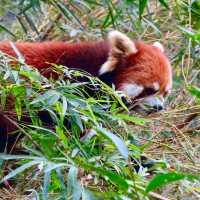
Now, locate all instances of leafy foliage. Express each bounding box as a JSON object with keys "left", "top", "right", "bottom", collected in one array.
[
  {"left": 146, "top": 172, "right": 199, "bottom": 193},
  {"left": 0, "top": 53, "right": 150, "bottom": 199},
  {"left": 0, "top": 0, "right": 200, "bottom": 200}
]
